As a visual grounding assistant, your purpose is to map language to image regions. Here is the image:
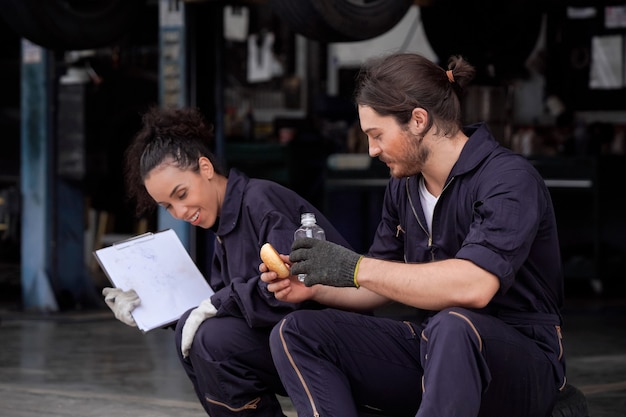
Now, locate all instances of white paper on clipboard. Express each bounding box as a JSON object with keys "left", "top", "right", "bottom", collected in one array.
[{"left": 93, "top": 229, "right": 214, "bottom": 333}]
